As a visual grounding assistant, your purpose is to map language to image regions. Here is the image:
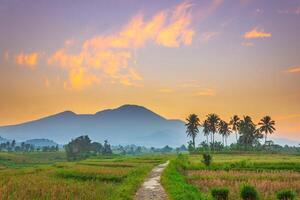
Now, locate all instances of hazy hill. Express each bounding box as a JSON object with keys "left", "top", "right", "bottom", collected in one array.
[{"left": 0, "top": 105, "right": 187, "bottom": 147}]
